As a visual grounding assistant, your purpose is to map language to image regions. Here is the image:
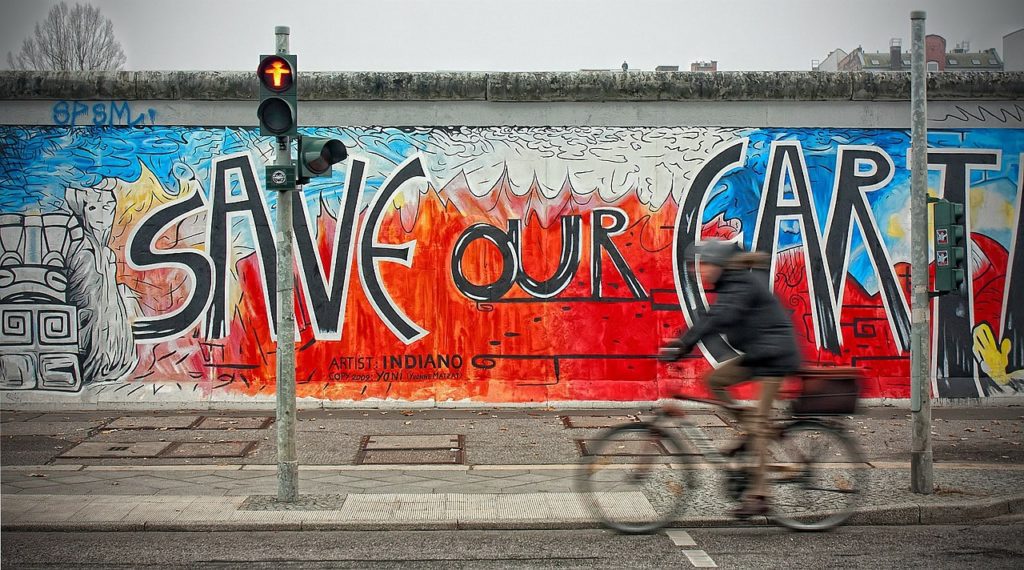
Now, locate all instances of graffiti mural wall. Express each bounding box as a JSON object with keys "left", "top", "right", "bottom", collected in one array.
[{"left": 0, "top": 125, "right": 1021, "bottom": 403}]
